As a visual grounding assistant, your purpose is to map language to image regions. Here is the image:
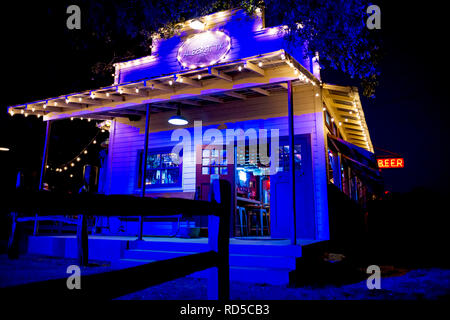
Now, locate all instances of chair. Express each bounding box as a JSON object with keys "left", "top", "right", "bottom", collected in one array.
[
  {"left": 237, "top": 206, "right": 248, "bottom": 236},
  {"left": 259, "top": 208, "right": 267, "bottom": 236}
]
